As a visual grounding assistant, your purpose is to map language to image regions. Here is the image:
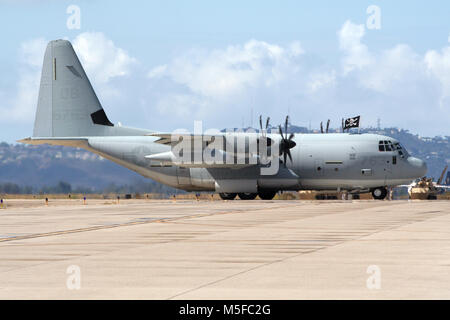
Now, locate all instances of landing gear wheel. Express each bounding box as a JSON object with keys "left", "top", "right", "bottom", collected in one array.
[
  {"left": 219, "top": 193, "right": 237, "bottom": 200},
  {"left": 372, "top": 187, "right": 387, "bottom": 200},
  {"left": 238, "top": 193, "right": 257, "bottom": 200},
  {"left": 258, "top": 191, "right": 277, "bottom": 200}
]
